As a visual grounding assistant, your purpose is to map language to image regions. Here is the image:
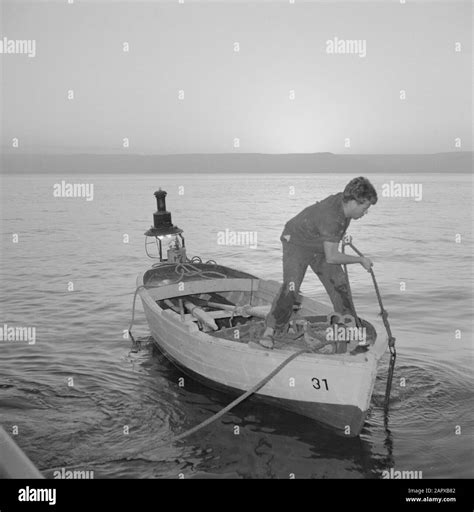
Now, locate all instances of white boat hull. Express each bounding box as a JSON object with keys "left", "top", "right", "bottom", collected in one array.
[{"left": 137, "top": 266, "right": 388, "bottom": 436}]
